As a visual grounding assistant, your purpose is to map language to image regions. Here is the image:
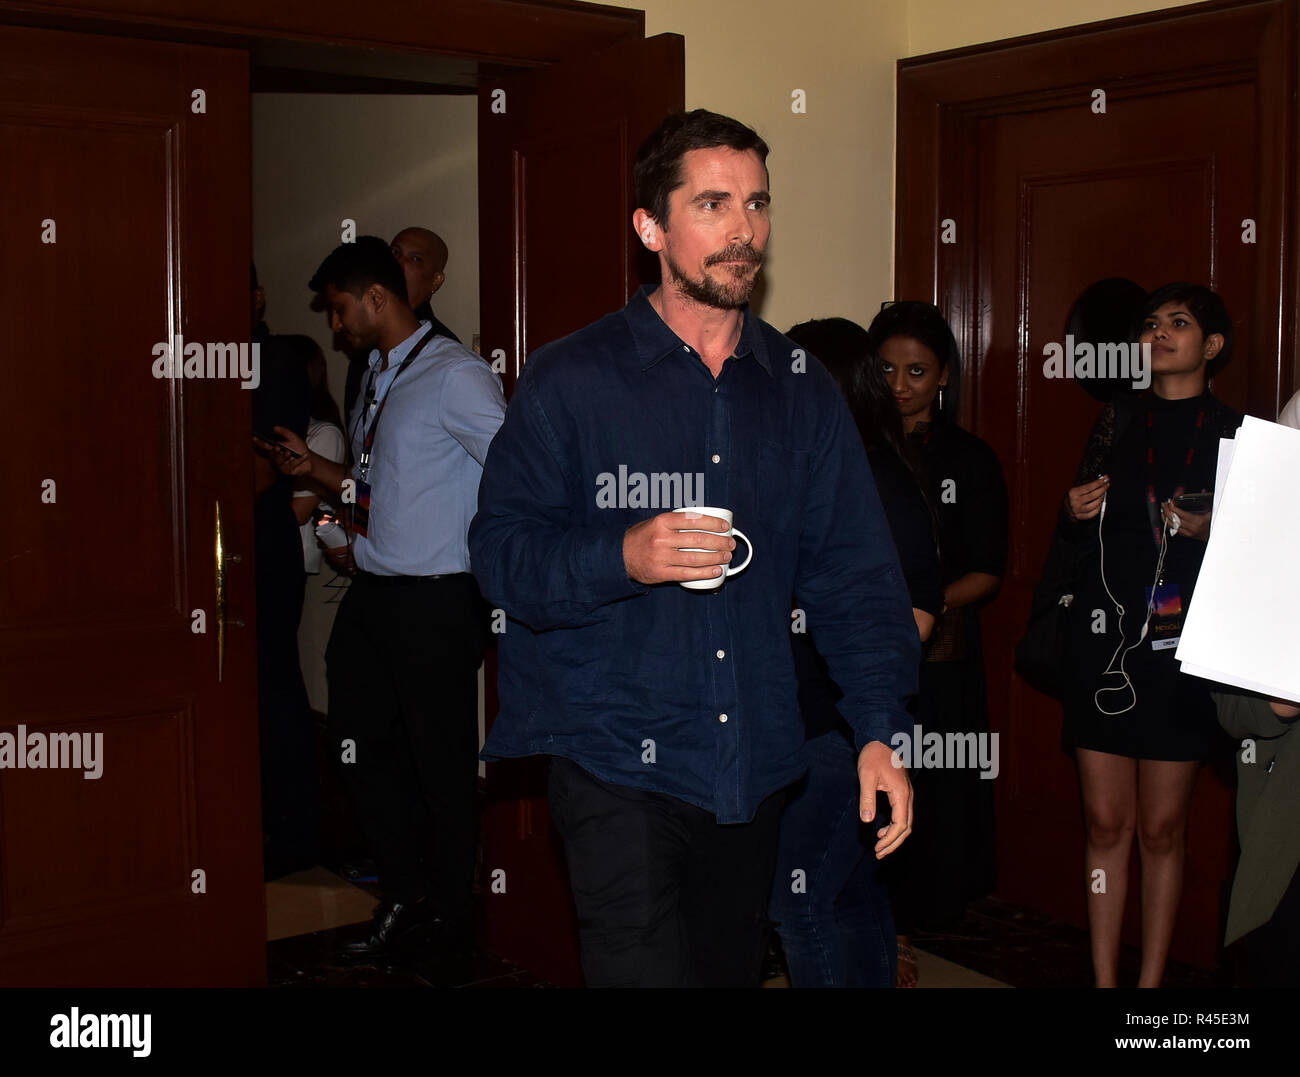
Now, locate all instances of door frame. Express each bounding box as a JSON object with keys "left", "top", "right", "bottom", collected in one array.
[
  {"left": 896, "top": 0, "right": 1298, "bottom": 441},
  {"left": 0, "top": 0, "right": 645, "bottom": 65}
]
